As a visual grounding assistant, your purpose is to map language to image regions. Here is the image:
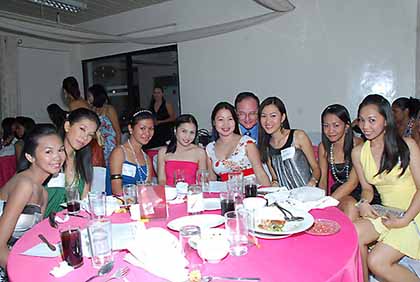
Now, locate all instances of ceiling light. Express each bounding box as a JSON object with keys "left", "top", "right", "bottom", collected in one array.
[{"left": 28, "top": 0, "right": 87, "bottom": 13}]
